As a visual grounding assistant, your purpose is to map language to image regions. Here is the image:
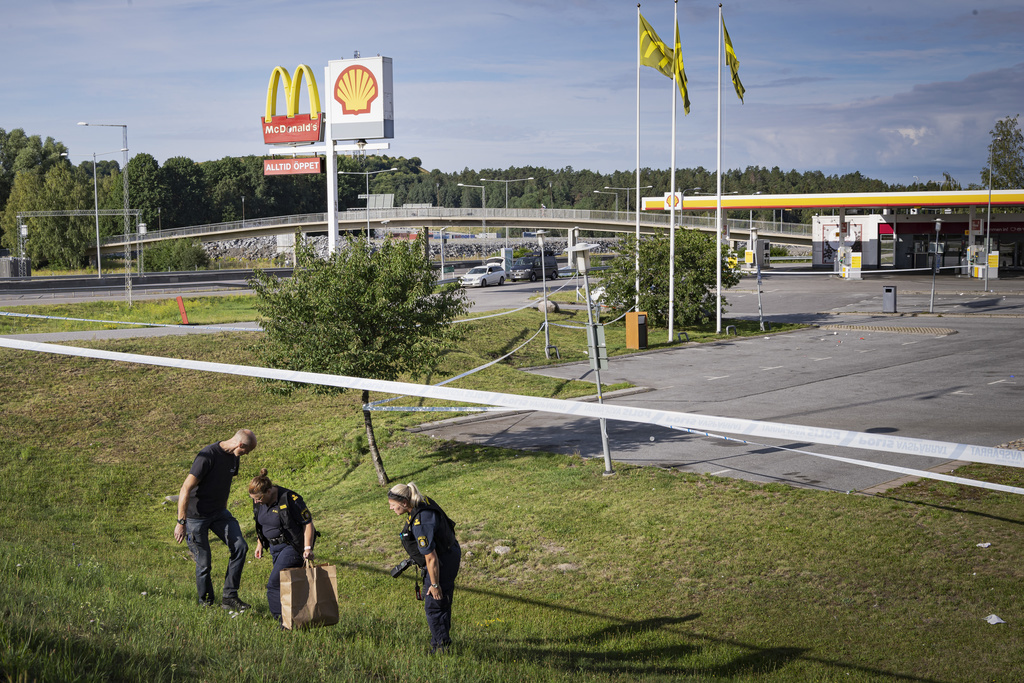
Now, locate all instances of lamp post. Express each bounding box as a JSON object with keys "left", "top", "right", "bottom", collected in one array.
[
  {"left": 438, "top": 227, "right": 447, "bottom": 279},
  {"left": 592, "top": 190, "right": 618, "bottom": 213},
  {"left": 667, "top": 187, "right": 702, "bottom": 342},
  {"left": 137, "top": 222, "right": 146, "bottom": 275},
  {"left": 985, "top": 136, "right": 1001, "bottom": 291},
  {"left": 604, "top": 185, "right": 652, "bottom": 222},
  {"left": 457, "top": 183, "right": 486, "bottom": 235},
  {"left": 567, "top": 242, "right": 614, "bottom": 475},
  {"left": 61, "top": 150, "right": 117, "bottom": 278},
  {"left": 930, "top": 219, "right": 941, "bottom": 312},
  {"left": 536, "top": 230, "right": 557, "bottom": 359},
  {"left": 340, "top": 167, "right": 398, "bottom": 241},
  {"left": 79, "top": 121, "right": 131, "bottom": 304},
  {"left": 241, "top": 196, "right": 245, "bottom": 226},
  {"left": 479, "top": 177, "right": 532, "bottom": 250}
]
